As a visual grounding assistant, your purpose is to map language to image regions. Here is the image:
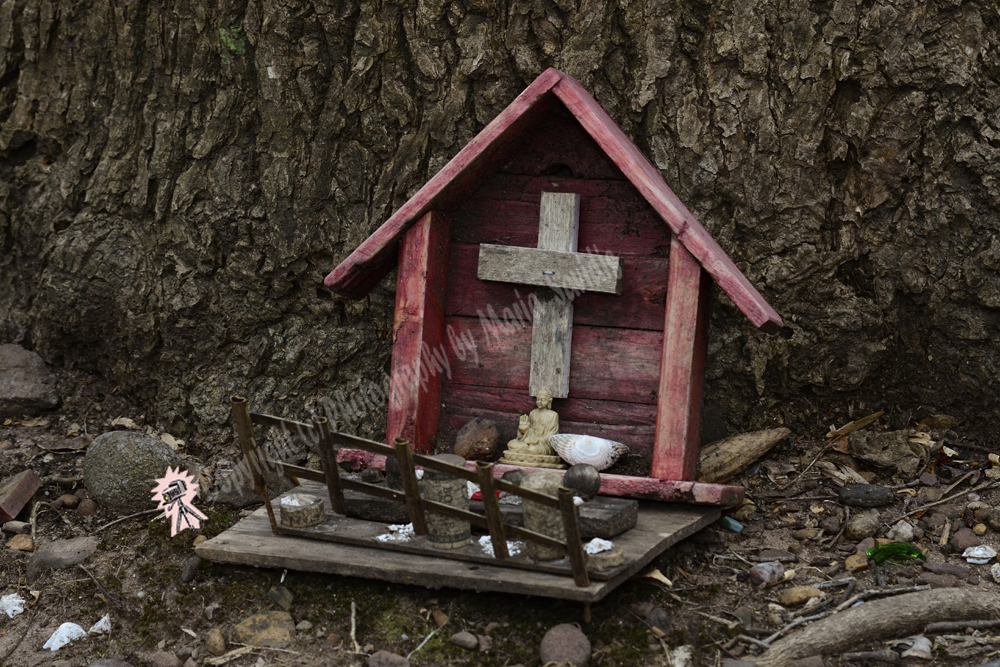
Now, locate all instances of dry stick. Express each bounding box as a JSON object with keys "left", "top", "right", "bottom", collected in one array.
[
  {"left": 900, "top": 480, "right": 997, "bottom": 520},
  {"left": 78, "top": 564, "right": 120, "bottom": 606},
  {"left": 926, "top": 619, "right": 1000, "bottom": 633},
  {"left": 94, "top": 508, "right": 164, "bottom": 532},
  {"left": 350, "top": 601, "right": 362, "bottom": 654},
  {"left": 775, "top": 444, "right": 832, "bottom": 491},
  {"left": 406, "top": 625, "right": 443, "bottom": 660}
]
